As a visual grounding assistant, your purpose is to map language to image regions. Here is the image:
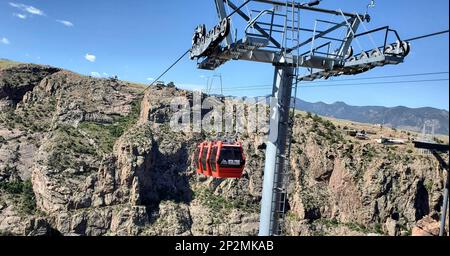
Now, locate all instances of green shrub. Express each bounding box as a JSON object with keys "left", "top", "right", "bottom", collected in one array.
[
  {"left": 312, "top": 114, "right": 322, "bottom": 123},
  {"left": 0, "top": 179, "right": 36, "bottom": 215},
  {"left": 345, "top": 222, "right": 369, "bottom": 233},
  {"left": 374, "top": 223, "right": 383, "bottom": 234},
  {"left": 193, "top": 187, "right": 258, "bottom": 215},
  {"left": 363, "top": 149, "right": 375, "bottom": 162},
  {"left": 0, "top": 179, "right": 24, "bottom": 194},
  {"left": 309, "top": 122, "right": 319, "bottom": 133},
  {"left": 19, "top": 180, "right": 36, "bottom": 215},
  {"left": 433, "top": 137, "right": 444, "bottom": 144},
  {"left": 323, "top": 120, "right": 336, "bottom": 130},
  {"left": 109, "top": 125, "right": 124, "bottom": 138},
  {"left": 78, "top": 98, "right": 141, "bottom": 153},
  {"left": 425, "top": 180, "right": 433, "bottom": 192}
]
